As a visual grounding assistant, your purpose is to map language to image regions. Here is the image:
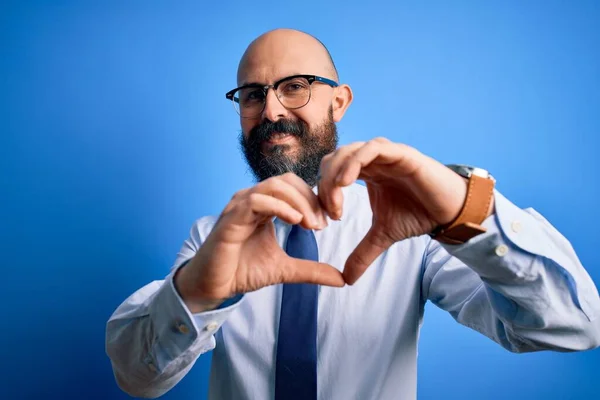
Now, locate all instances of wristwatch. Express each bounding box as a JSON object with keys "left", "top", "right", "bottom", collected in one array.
[{"left": 430, "top": 164, "right": 496, "bottom": 245}]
